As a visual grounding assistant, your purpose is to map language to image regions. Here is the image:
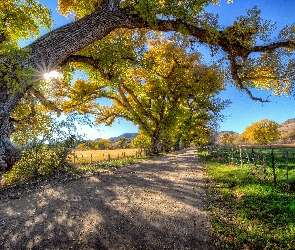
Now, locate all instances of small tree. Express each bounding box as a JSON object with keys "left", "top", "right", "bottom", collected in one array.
[
  {"left": 242, "top": 119, "right": 280, "bottom": 145},
  {"left": 94, "top": 139, "right": 111, "bottom": 150},
  {"left": 132, "top": 134, "right": 152, "bottom": 153},
  {"left": 216, "top": 132, "right": 243, "bottom": 146},
  {"left": 77, "top": 143, "right": 87, "bottom": 150},
  {"left": 115, "top": 137, "right": 130, "bottom": 149}
]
